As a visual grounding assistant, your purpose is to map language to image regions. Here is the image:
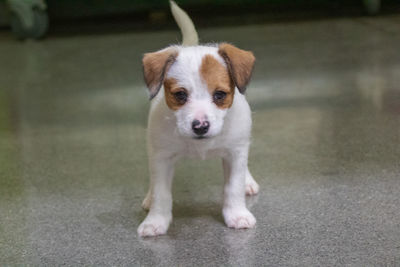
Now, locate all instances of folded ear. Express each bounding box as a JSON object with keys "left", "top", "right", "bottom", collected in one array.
[
  {"left": 218, "top": 43, "right": 255, "bottom": 94},
  {"left": 142, "top": 48, "right": 178, "bottom": 99}
]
